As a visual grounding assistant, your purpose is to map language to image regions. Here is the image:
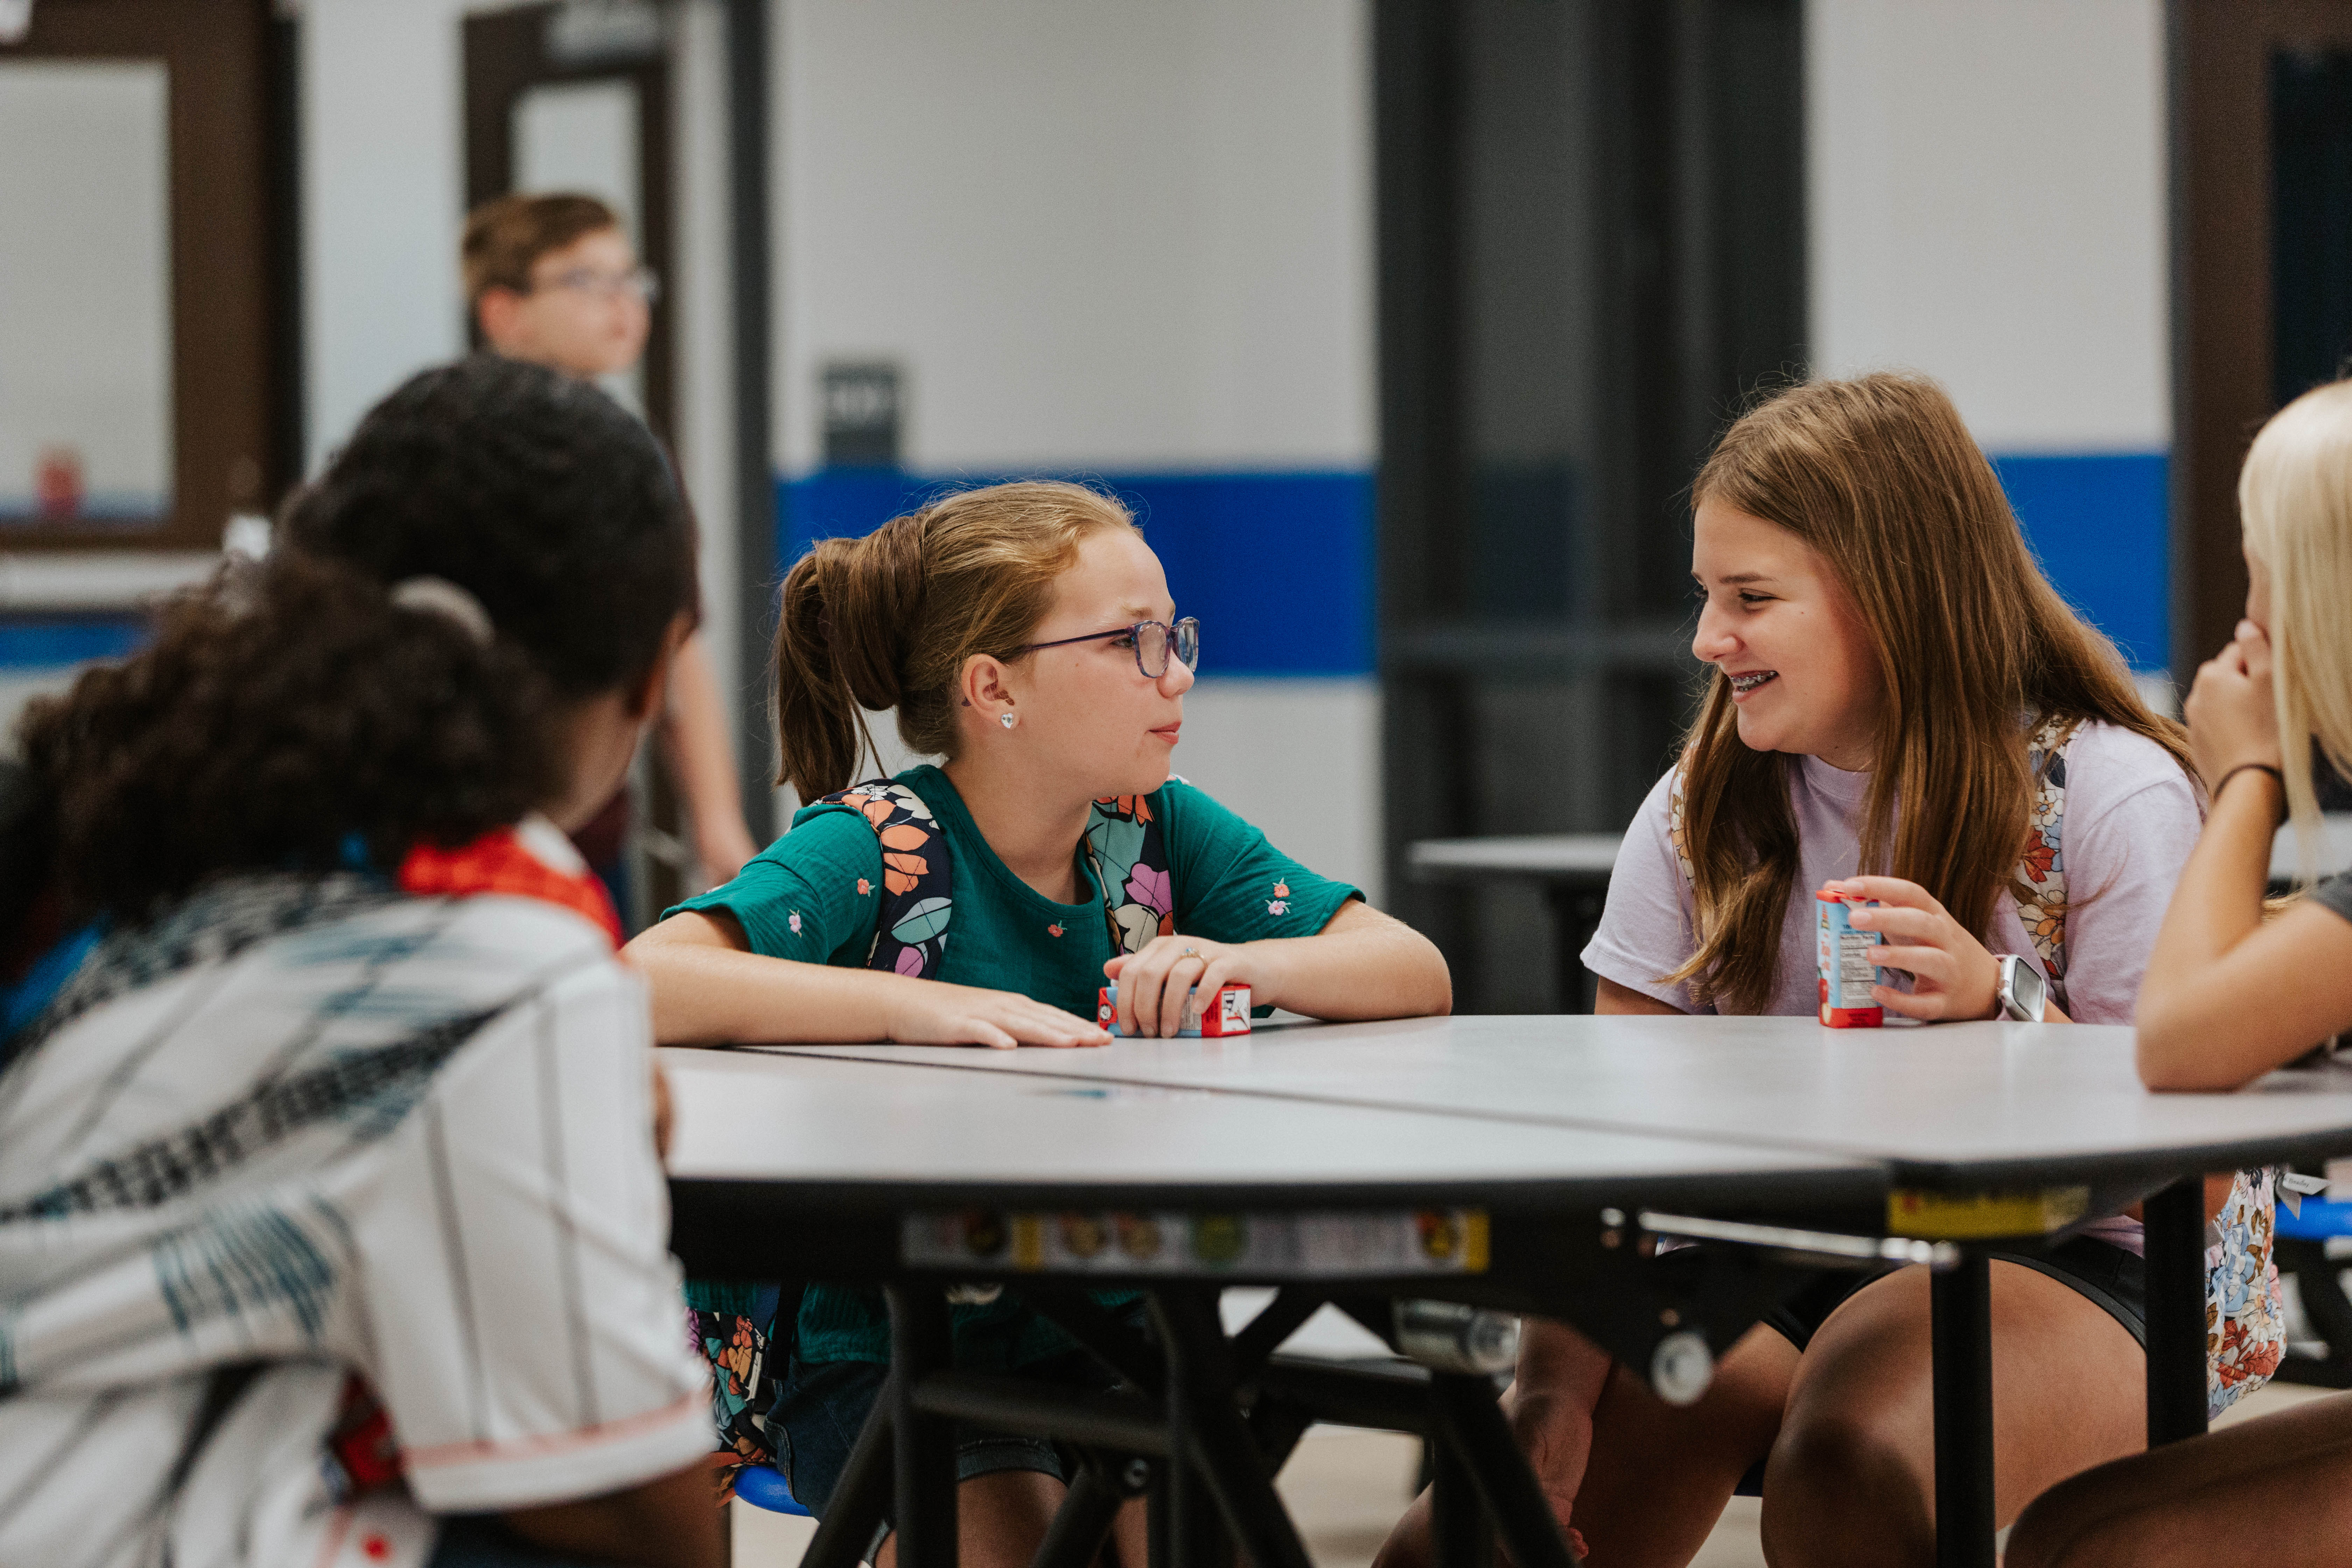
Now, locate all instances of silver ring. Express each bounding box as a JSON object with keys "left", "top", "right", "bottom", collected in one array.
[{"left": 1182, "top": 947, "right": 1198, "bottom": 957}]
